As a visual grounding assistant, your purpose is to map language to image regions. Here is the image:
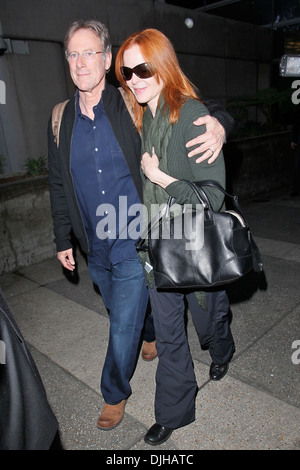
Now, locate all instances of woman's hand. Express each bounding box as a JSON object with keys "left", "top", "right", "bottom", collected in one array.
[
  {"left": 141, "top": 148, "right": 160, "bottom": 181},
  {"left": 141, "top": 148, "right": 176, "bottom": 188}
]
